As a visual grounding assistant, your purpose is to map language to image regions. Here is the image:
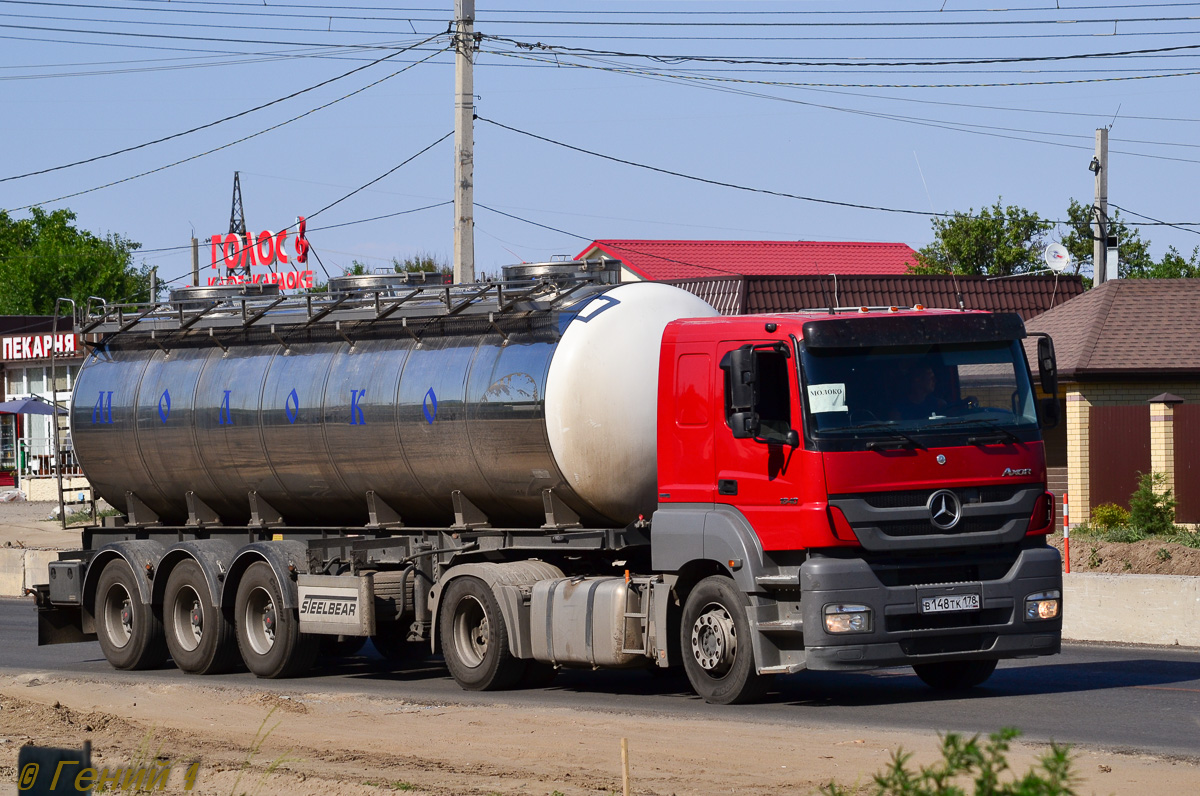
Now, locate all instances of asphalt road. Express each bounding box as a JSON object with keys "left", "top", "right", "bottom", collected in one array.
[{"left": 2, "top": 598, "right": 1198, "bottom": 759}]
